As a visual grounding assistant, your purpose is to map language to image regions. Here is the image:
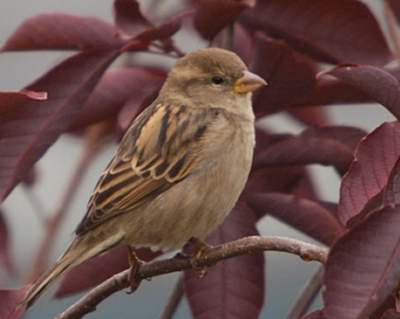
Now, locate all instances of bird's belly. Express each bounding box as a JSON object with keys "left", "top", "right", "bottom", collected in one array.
[{"left": 122, "top": 137, "right": 253, "bottom": 251}]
